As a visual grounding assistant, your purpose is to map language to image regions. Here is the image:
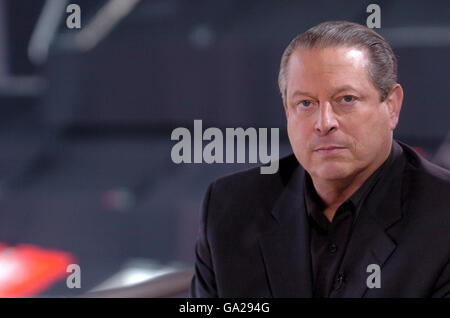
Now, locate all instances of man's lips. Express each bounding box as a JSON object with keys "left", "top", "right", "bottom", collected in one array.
[
  {"left": 314, "top": 145, "right": 347, "bottom": 154},
  {"left": 315, "top": 145, "right": 346, "bottom": 151}
]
